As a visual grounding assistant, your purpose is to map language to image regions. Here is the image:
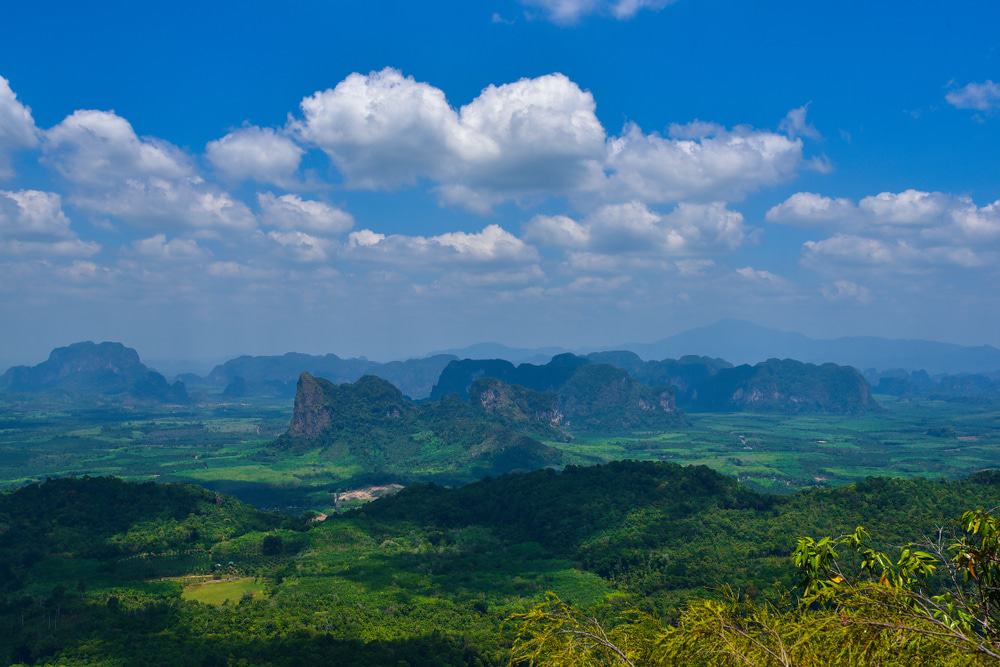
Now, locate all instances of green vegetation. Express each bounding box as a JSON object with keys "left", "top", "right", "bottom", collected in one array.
[
  {"left": 180, "top": 577, "right": 266, "bottom": 605},
  {"left": 275, "top": 373, "right": 563, "bottom": 479},
  {"left": 551, "top": 395, "right": 1000, "bottom": 492},
  {"left": 511, "top": 507, "right": 1000, "bottom": 665},
  {"left": 3, "top": 465, "right": 1000, "bottom": 664},
  {"left": 1, "top": 392, "right": 997, "bottom": 509}
]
